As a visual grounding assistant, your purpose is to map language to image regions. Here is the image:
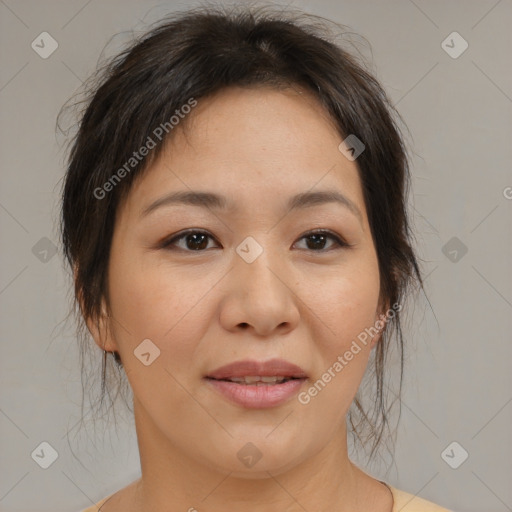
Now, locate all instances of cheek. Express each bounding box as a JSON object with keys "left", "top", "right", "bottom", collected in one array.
[
  {"left": 311, "top": 261, "right": 380, "bottom": 347},
  {"left": 304, "top": 260, "right": 380, "bottom": 402},
  {"left": 107, "top": 251, "right": 215, "bottom": 366},
  {"left": 105, "top": 257, "right": 213, "bottom": 427}
]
